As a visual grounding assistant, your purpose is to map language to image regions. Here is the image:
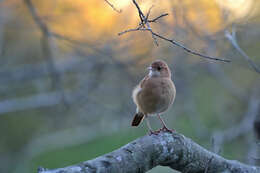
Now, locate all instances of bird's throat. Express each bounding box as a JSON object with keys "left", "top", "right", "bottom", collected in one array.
[{"left": 149, "top": 70, "right": 160, "bottom": 77}]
